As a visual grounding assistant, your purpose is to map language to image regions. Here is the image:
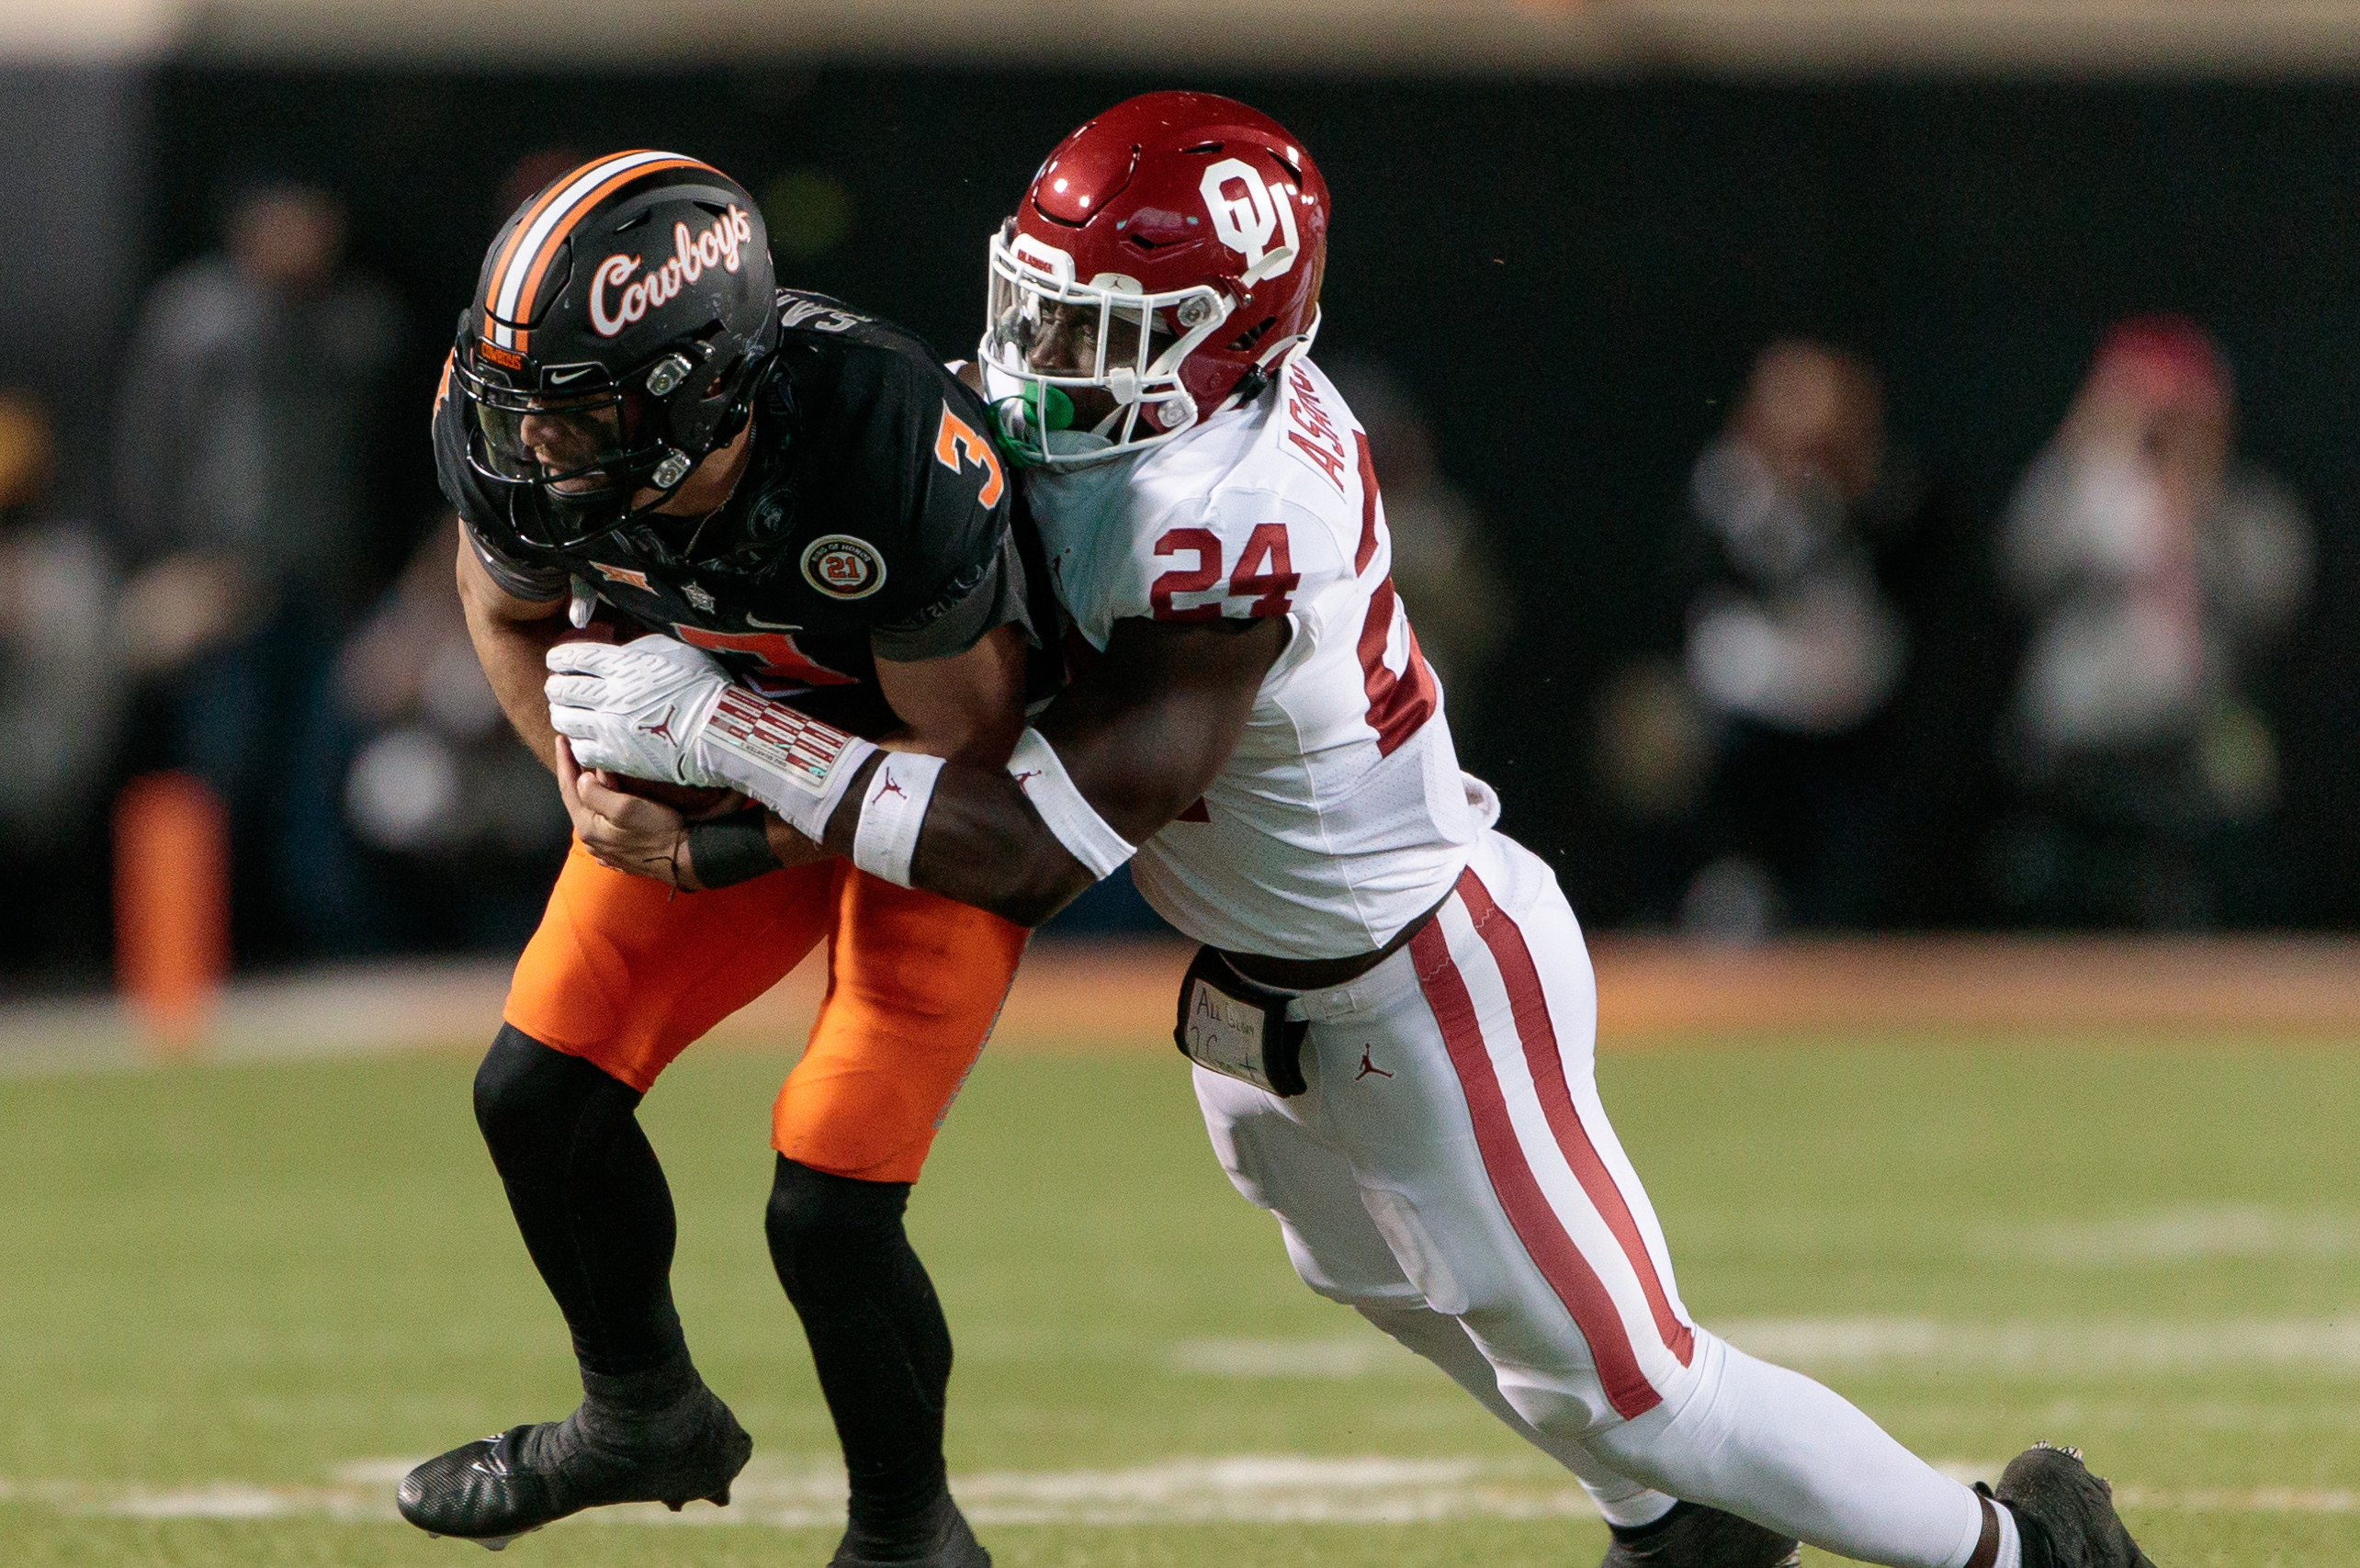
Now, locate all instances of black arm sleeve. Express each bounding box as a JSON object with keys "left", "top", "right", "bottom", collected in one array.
[{"left": 868, "top": 530, "right": 1033, "bottom": 662}]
